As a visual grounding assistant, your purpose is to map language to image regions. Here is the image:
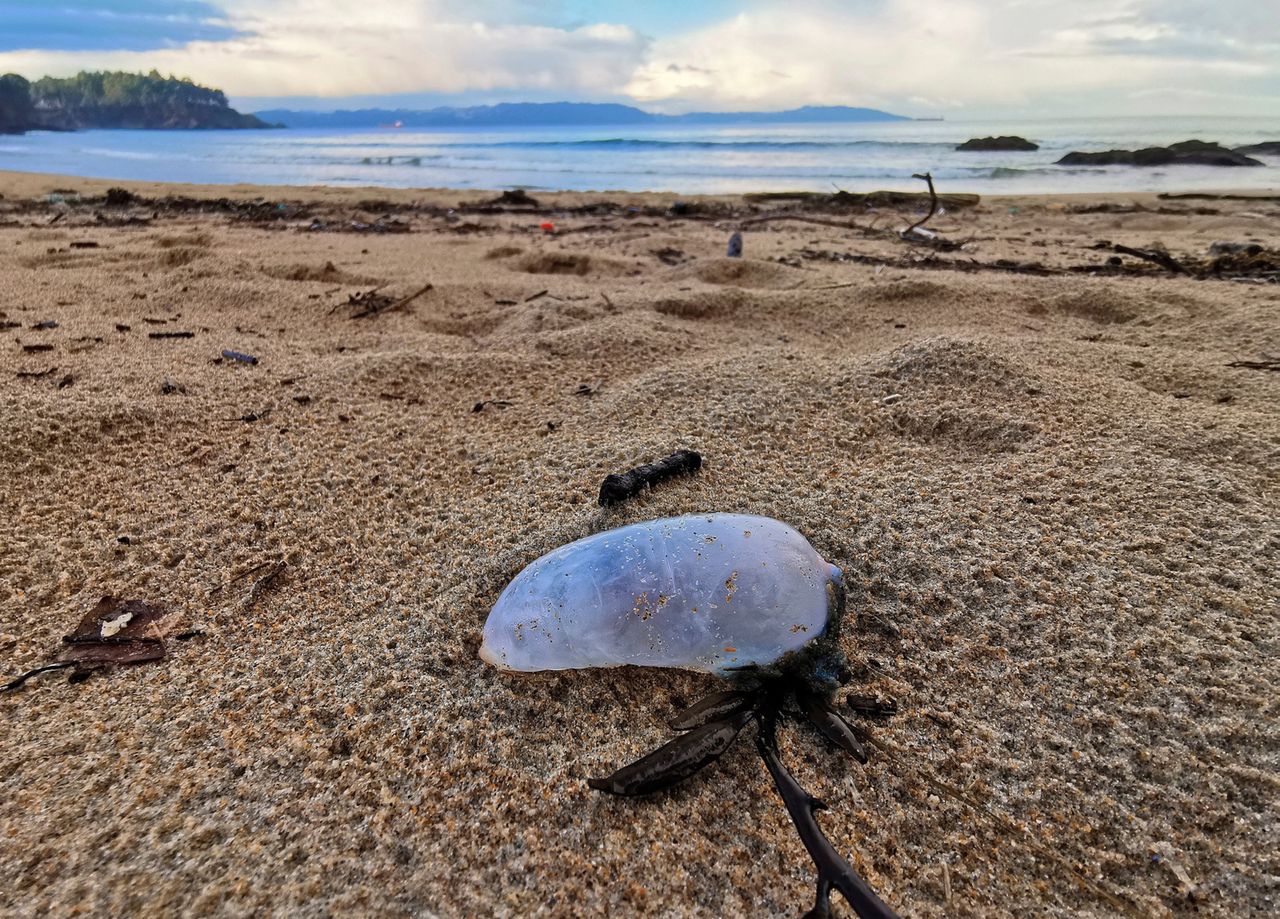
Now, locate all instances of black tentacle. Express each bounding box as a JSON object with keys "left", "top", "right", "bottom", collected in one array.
[
  {"left": 797, "top": 689, "right": 869, "bottom": 763},
  {"left": 2, "top": 661, "right": 78, "bottom": 692},
  {"left": 846, "top": 695, "right": 898, "bottom": 720},
  {"left": 669, "top": 689, "right": 754, "bottom": 731},
  {"left": 755, "top": 707, "right": 900, "bottom": 919},
  {"left": 589, "top": 705, "right": 755, "bottom": 796}
]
